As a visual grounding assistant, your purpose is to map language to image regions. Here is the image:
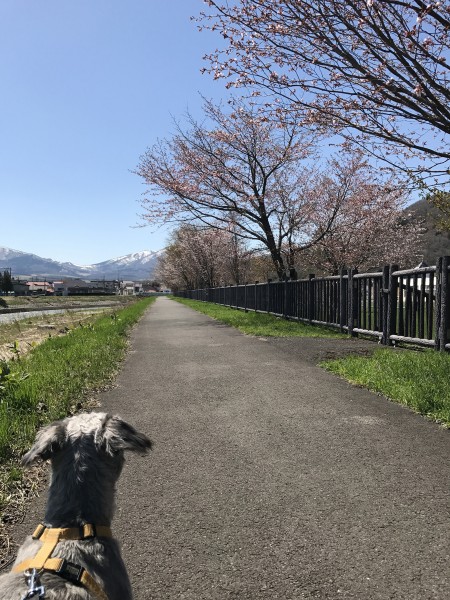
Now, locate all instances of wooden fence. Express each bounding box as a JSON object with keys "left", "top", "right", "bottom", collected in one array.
[{"left": 174, "top": 256, "right": 450, "bottom": 352}]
